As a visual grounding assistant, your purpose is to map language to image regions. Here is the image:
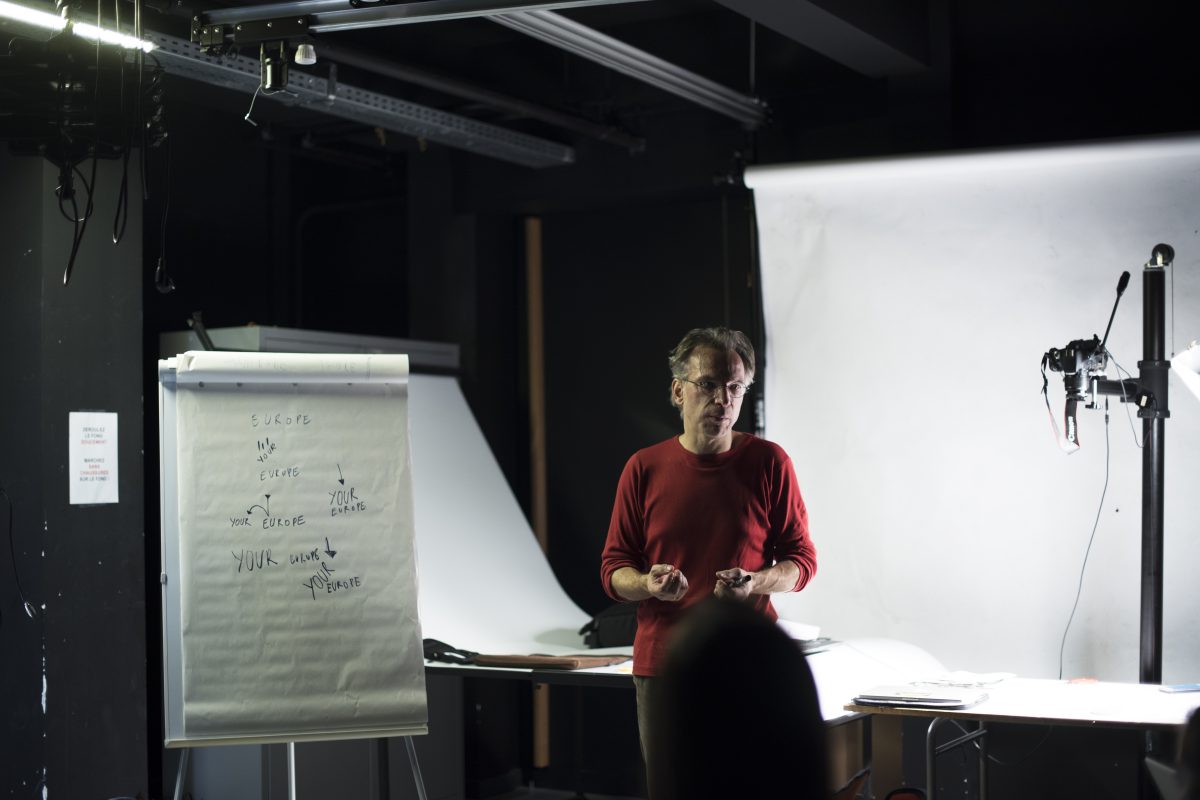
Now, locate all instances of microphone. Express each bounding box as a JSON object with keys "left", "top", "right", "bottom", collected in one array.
[{"left": 1099, "top": 270, "right": 1130, "bottom": 355}]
